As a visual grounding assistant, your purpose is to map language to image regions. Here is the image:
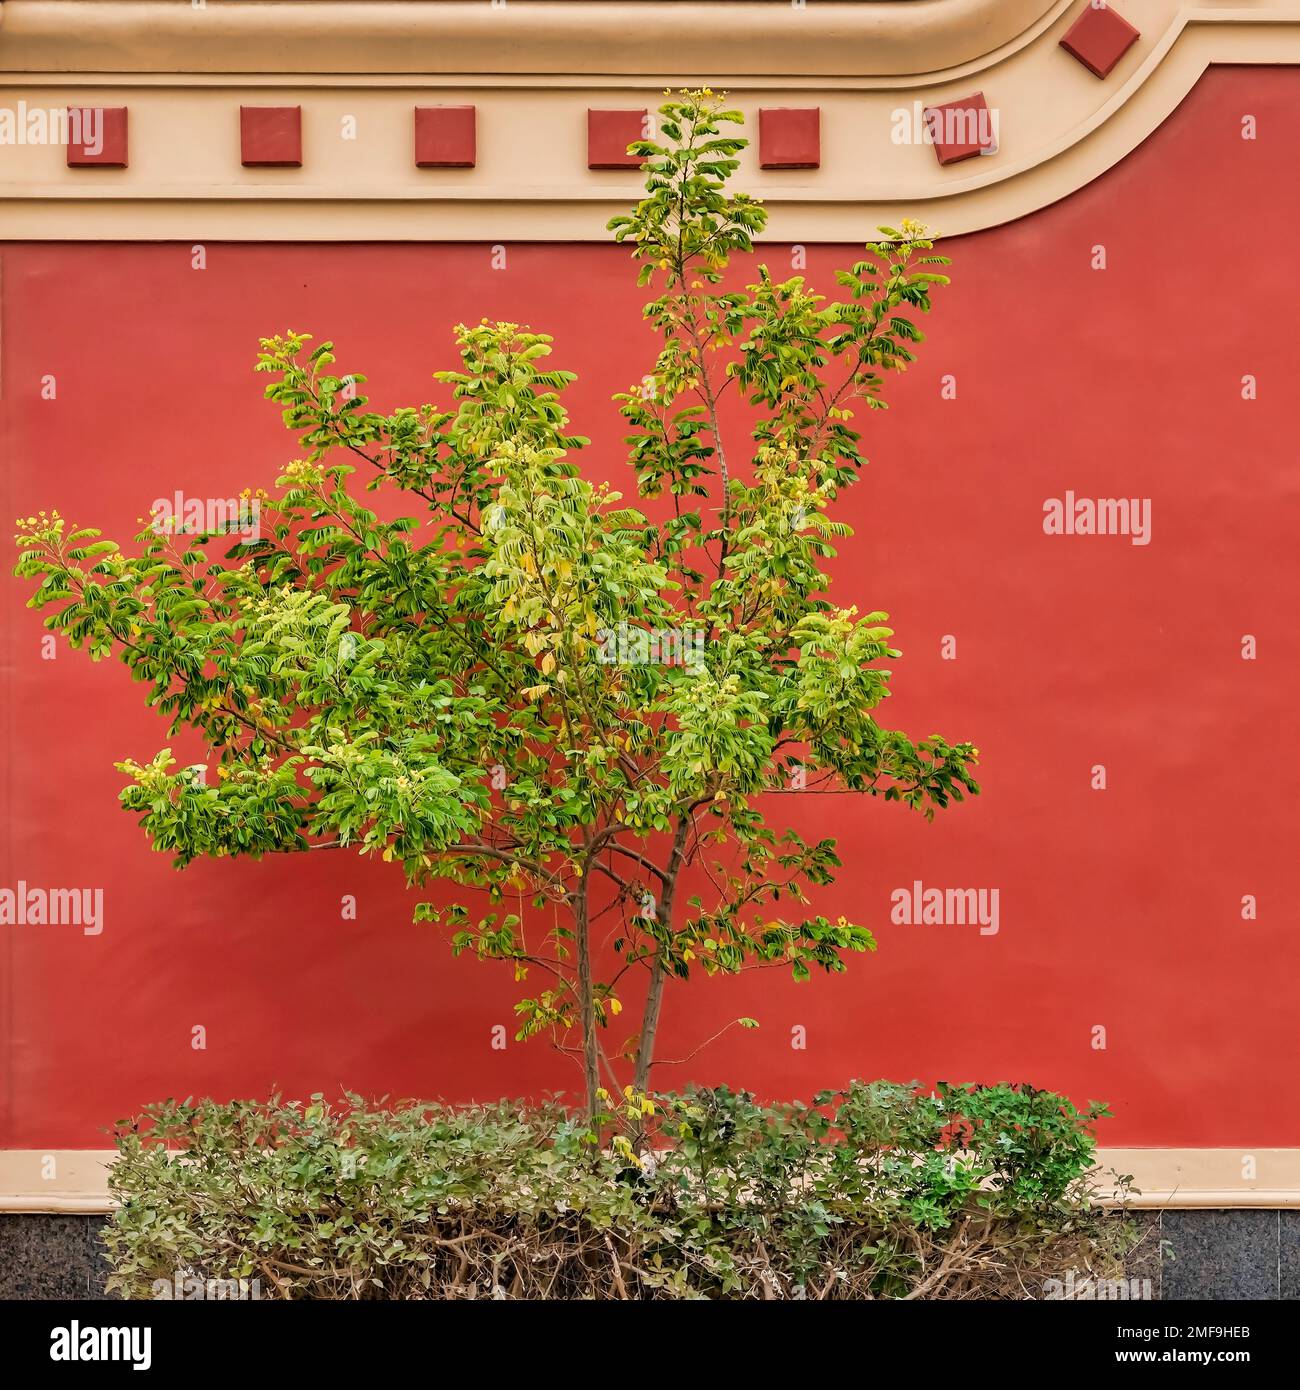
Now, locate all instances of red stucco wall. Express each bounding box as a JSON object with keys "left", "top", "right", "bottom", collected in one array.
[{"left": 3, "top": 67, "right": 1296, "bottom": 1148}]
